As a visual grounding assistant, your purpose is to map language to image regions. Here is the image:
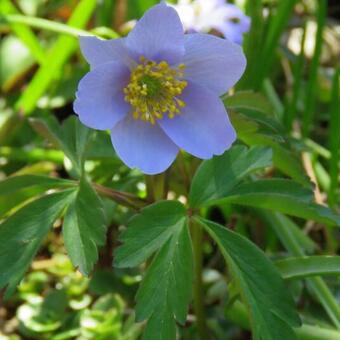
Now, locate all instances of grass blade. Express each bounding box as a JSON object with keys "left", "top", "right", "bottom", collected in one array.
[
  {"left": 0, "top": 0, "right": 45, "bottom": 63},
  {"left": 276, "top": 256, "right": 340, "bottom": 279},
  {"left": 302, "top": 0, "right": 327, "bottom": 137},
  {"left": 284, "top": 22, "right": 307, "bottom": 130},
  {"left": 261, "top": 211, "right": 340, "bottom": 328},
  {"left": 255, "top": 0, "right": 298, "bottom": 89},
  {"left": 15, "top": 0, "right": 97, "bottom": 115},
  {"left": 328, "top": 68, "right": 340, "bottom": 206}
]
